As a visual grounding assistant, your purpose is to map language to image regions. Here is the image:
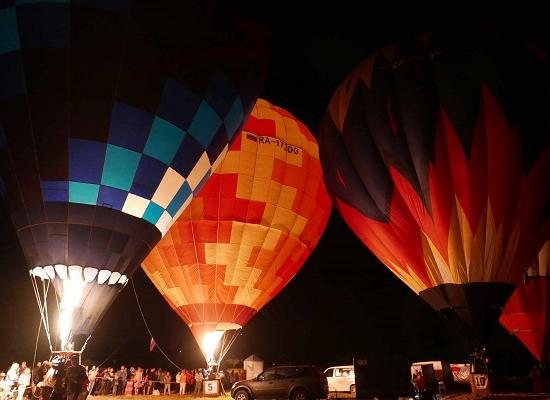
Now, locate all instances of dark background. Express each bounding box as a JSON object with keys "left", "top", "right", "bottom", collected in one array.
[{"left": 0, "top": 0, "right": 546, "bottom": 379}]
